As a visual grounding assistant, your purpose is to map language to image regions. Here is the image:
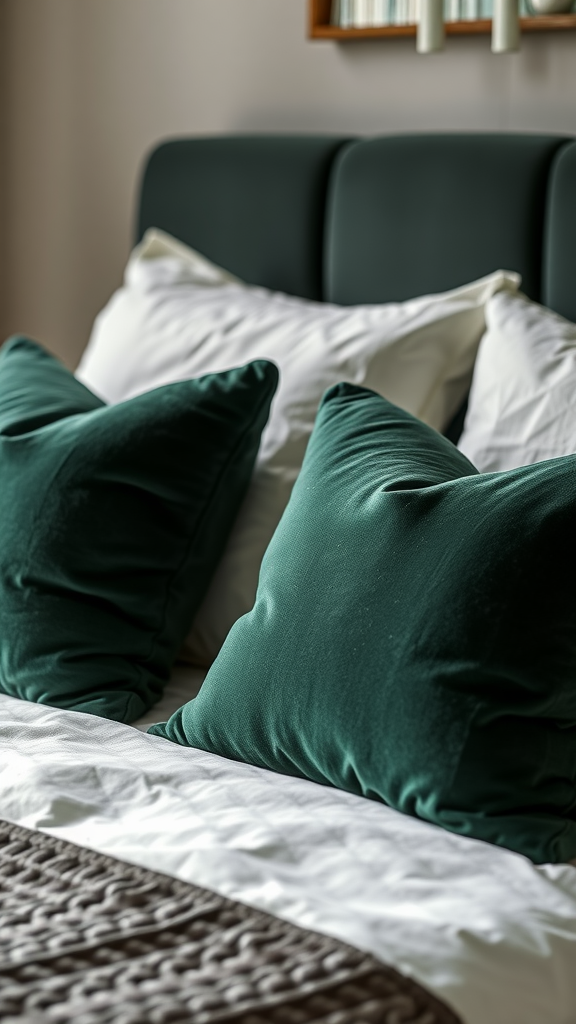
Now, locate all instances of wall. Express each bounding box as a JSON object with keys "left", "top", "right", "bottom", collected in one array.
[{"left": 2, "top": 0, "right": 576, "bottom": 367}]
